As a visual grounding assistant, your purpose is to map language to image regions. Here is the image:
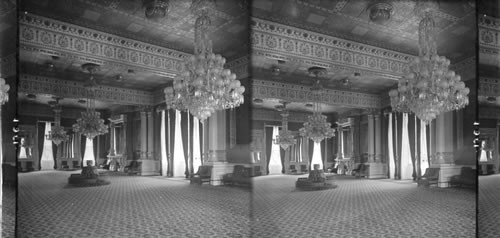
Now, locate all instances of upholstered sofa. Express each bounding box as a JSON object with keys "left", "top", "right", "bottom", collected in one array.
[
  {"left": 190, "top": 165, "right": 213, "bottom": 185},
  {"left": 449, "top": 167, "right": 476, "bottom": 188},
  {"left": 68, "top": 166, "right": 101, "bottom": 186},
  {"left": 222, "top": 165, "right": 253, "bottom": 187},
  {"left": 296, "top": 168, "right": 337, "bottom": 191}
]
